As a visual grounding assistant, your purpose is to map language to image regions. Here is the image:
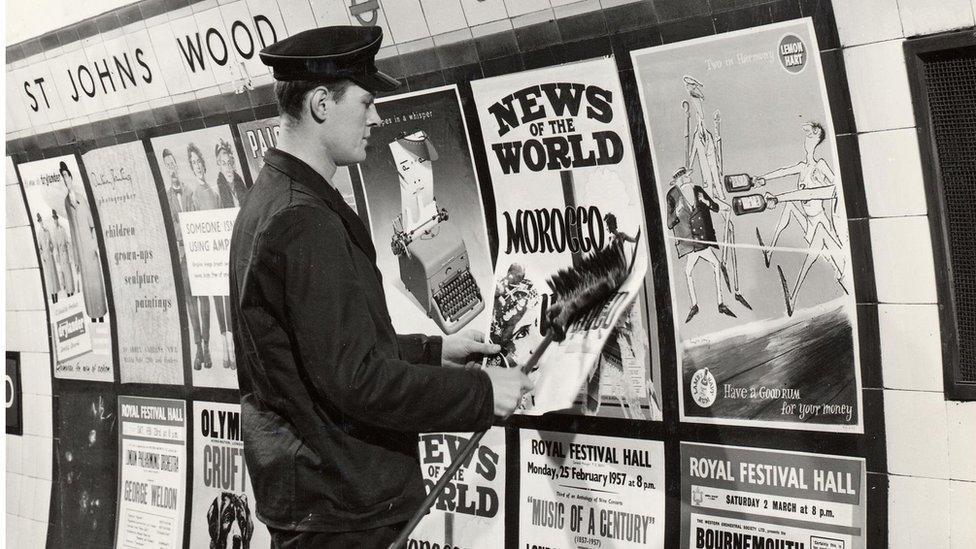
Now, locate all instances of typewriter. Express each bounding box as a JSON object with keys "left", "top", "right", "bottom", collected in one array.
[{"left": 389, "top": 130, "right": 484, "bottom": 334}]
